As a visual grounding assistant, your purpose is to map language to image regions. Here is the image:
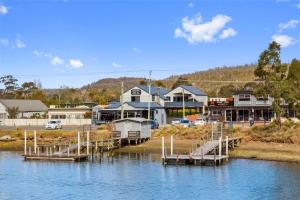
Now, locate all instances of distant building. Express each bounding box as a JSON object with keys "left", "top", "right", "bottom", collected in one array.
[
  {"left": 92, "top": 85, "right": 208, "bottom": 125},
  {"left": 48, "top": 105, "right": 91, "bottom": 119},
  {"left": 0, "top": 99, "right": 48, "bottom": 119}
]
